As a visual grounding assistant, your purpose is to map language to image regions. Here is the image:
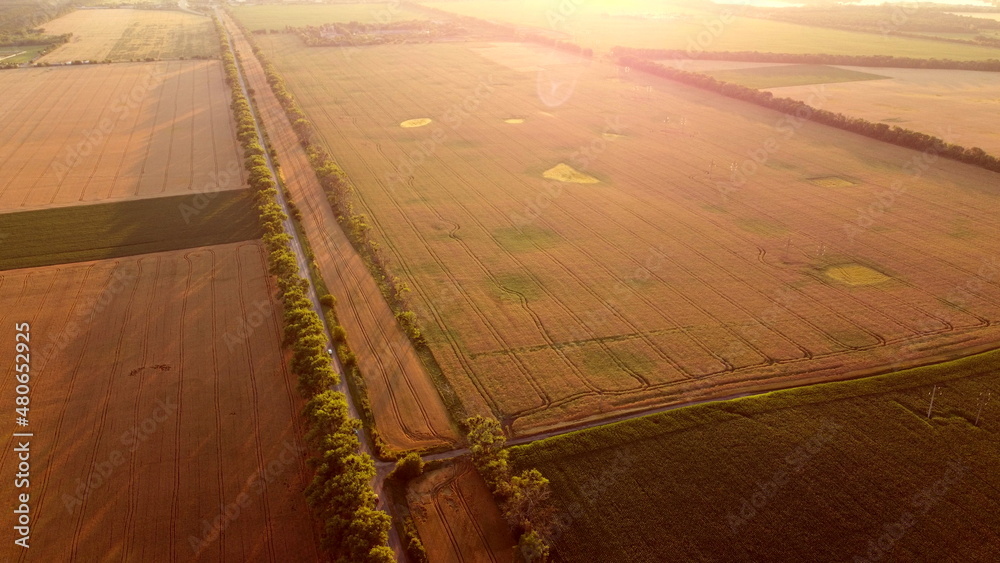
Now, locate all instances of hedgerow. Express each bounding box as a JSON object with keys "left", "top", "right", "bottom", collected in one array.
[{"left": 214, "top": 16, "right": 392, "bottom": 561}]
